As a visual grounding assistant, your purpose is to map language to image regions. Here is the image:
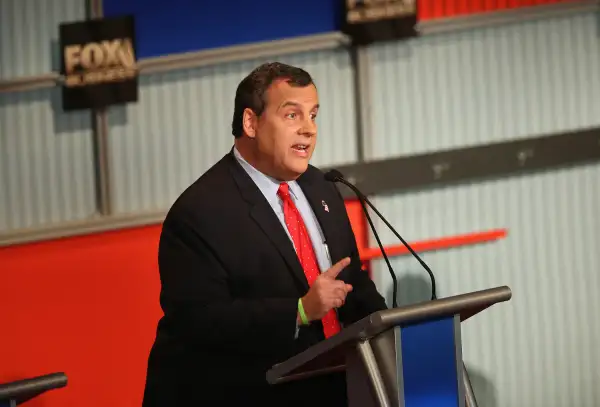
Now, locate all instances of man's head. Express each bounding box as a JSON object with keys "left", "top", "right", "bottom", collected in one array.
[{"left": 232, "top": 62, "right": 319, "bottom": 181}]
